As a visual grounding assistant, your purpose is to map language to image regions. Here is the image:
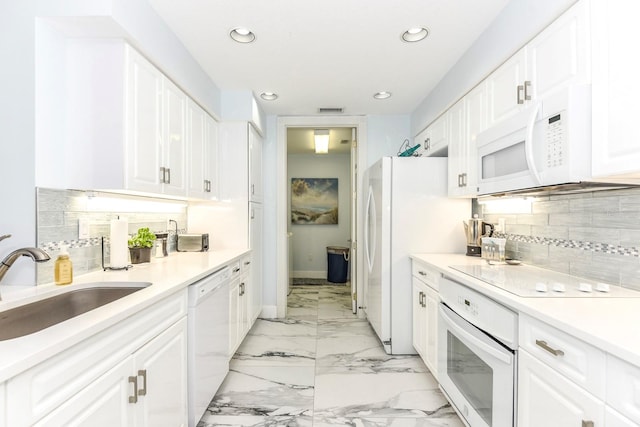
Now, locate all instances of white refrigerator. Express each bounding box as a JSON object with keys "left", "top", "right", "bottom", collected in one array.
[{"left": 363, "top": 157, "right": 469, "bottom": 354}]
